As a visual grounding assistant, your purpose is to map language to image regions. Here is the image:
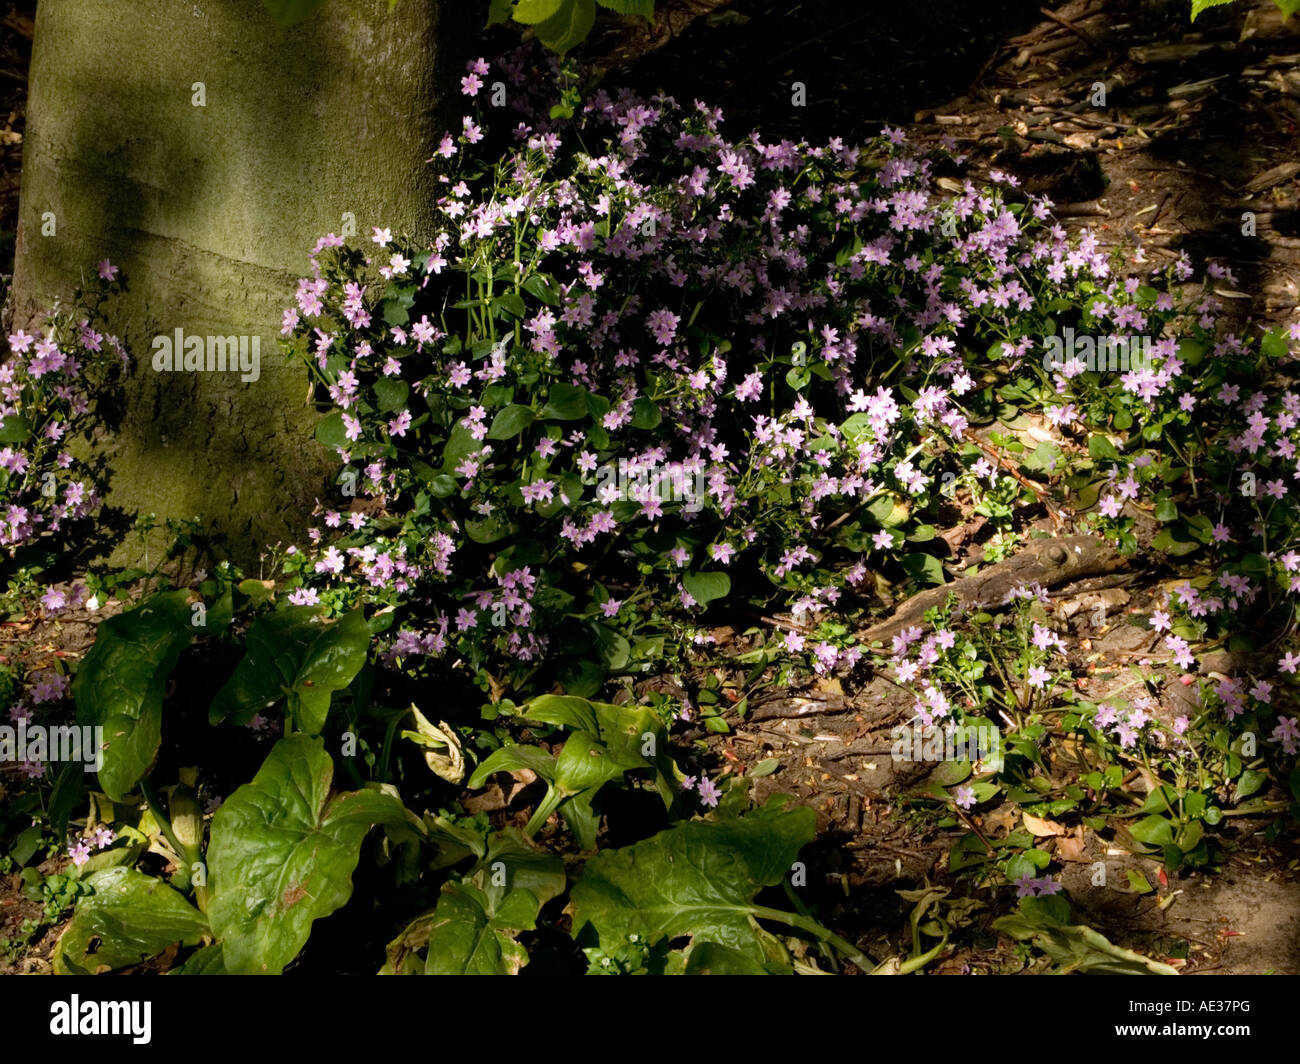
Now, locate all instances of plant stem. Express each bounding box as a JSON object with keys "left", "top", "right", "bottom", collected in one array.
[{"left": 750, "top": 904, "right": 877, "bottom": 973}]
